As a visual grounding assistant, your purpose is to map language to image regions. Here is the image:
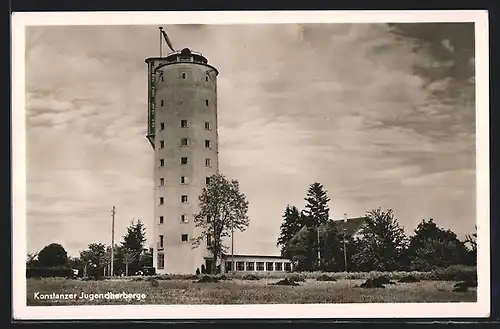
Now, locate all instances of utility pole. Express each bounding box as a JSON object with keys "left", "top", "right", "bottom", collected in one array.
[
  {"left": 231, "top": 217, "right": 235, "bottom": 275},
  {"left": 316, "top": 225, "right": 321, "bottom": 269},
  {"left": 343, "top": 213, "right": 348, "bottom": 272},
  {"left": 111, "top": 206, "right": 115, "bottom": 277}
]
